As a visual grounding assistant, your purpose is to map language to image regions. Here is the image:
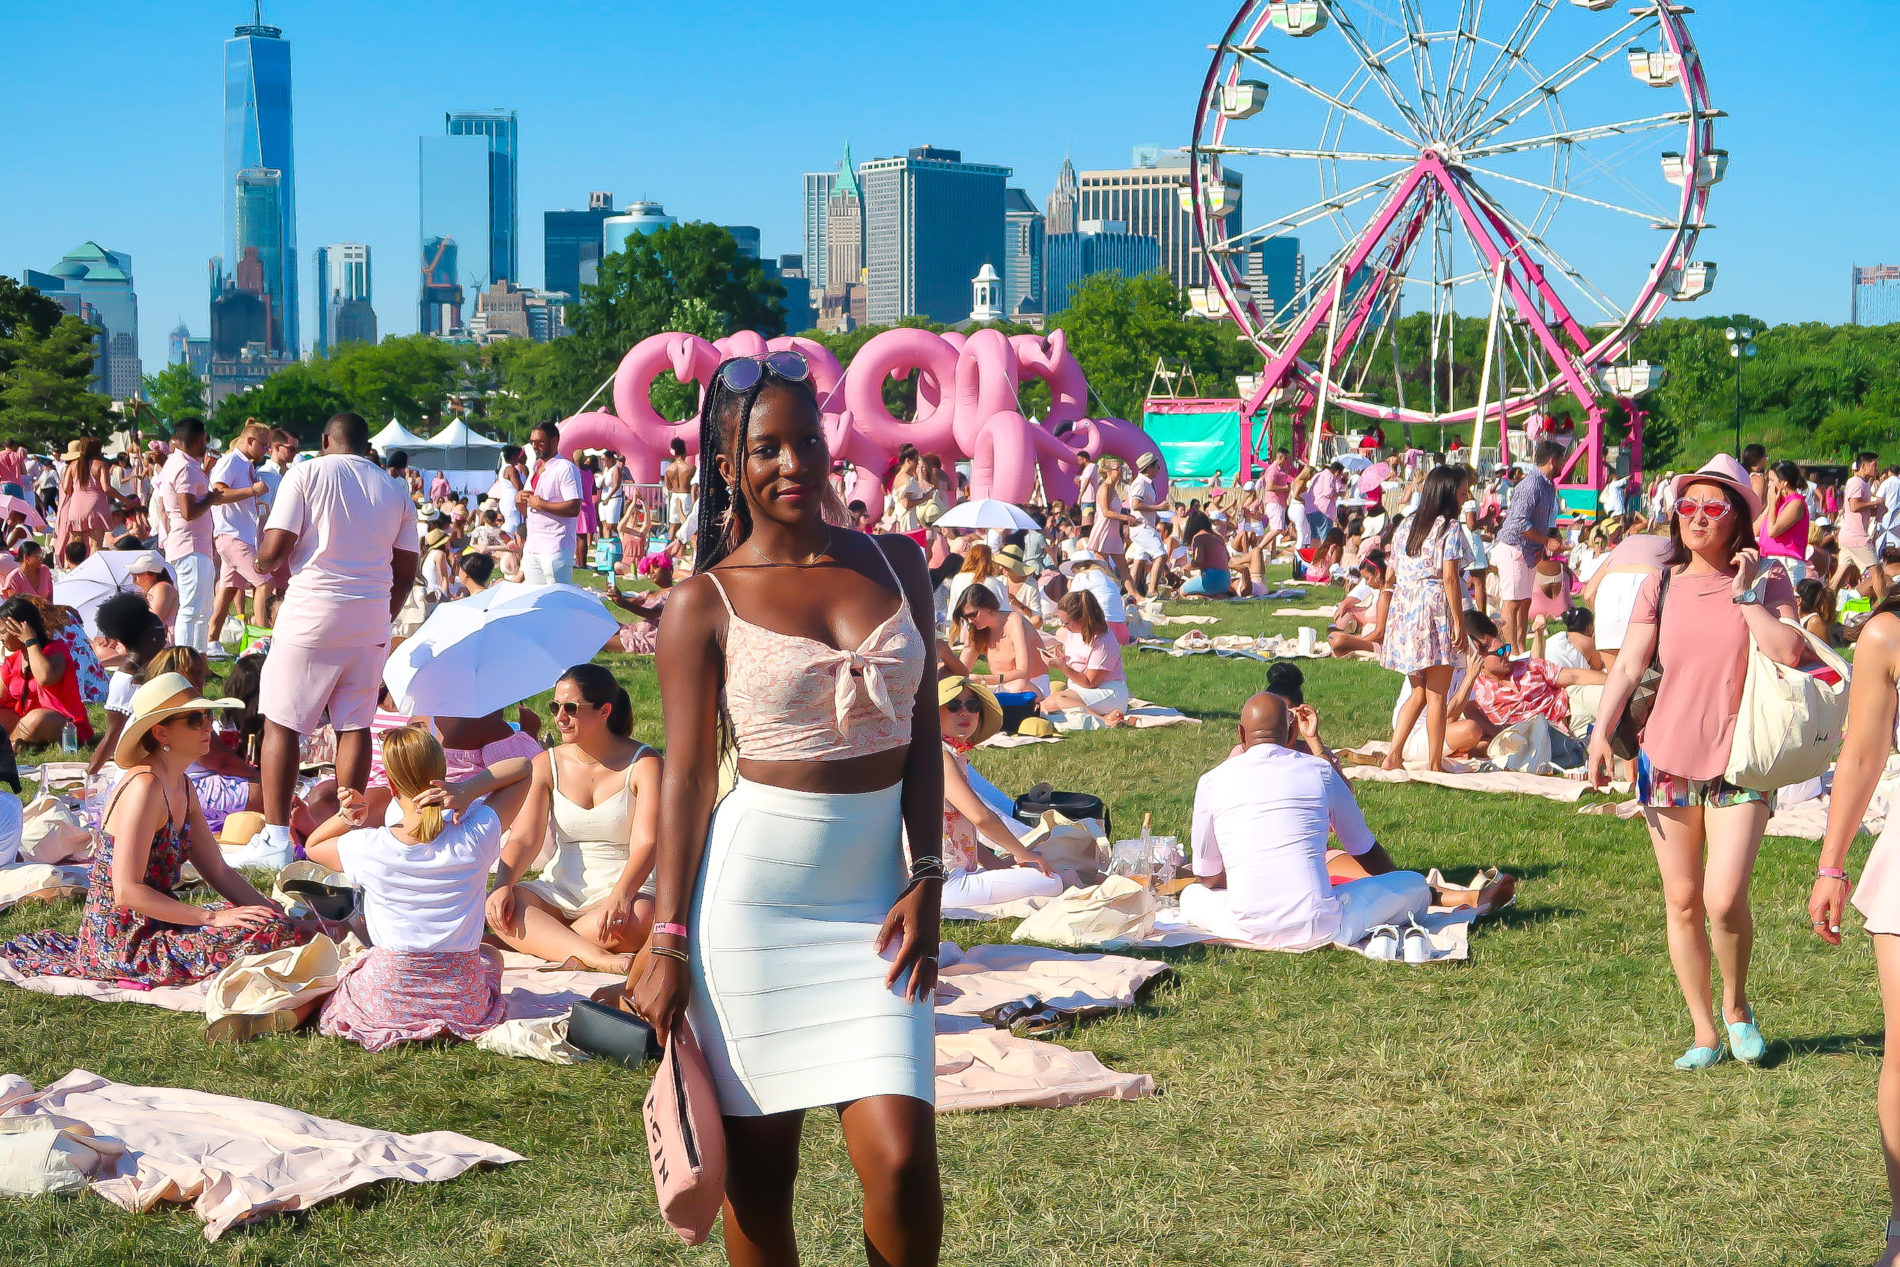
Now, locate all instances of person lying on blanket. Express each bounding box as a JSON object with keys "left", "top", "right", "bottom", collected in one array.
[
  {"left": 936, "top": 676, "right": 1063, "bottom": 909},
  {"left": 1438, "top": 610, "right": 1606, "bottom": 761},
  {"left": 1182, "top": 692, "right": 1513, "bottom": 949}
]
